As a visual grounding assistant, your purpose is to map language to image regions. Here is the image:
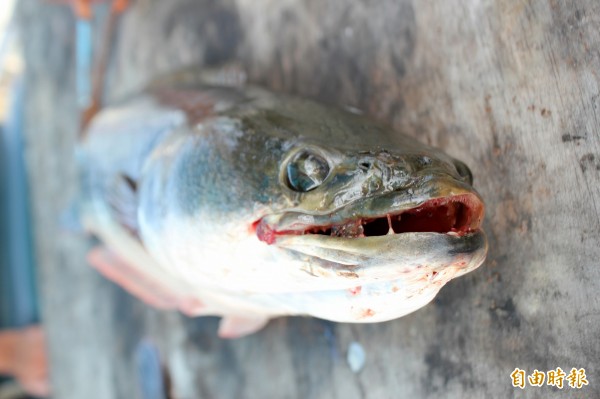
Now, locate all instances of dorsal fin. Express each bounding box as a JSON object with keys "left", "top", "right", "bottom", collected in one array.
[
  {"left": 149, "top": 84, "right": 250, "bottom": 125},
  {"left": 148, "top": 63, "right": 247, "bottom": 91}
]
